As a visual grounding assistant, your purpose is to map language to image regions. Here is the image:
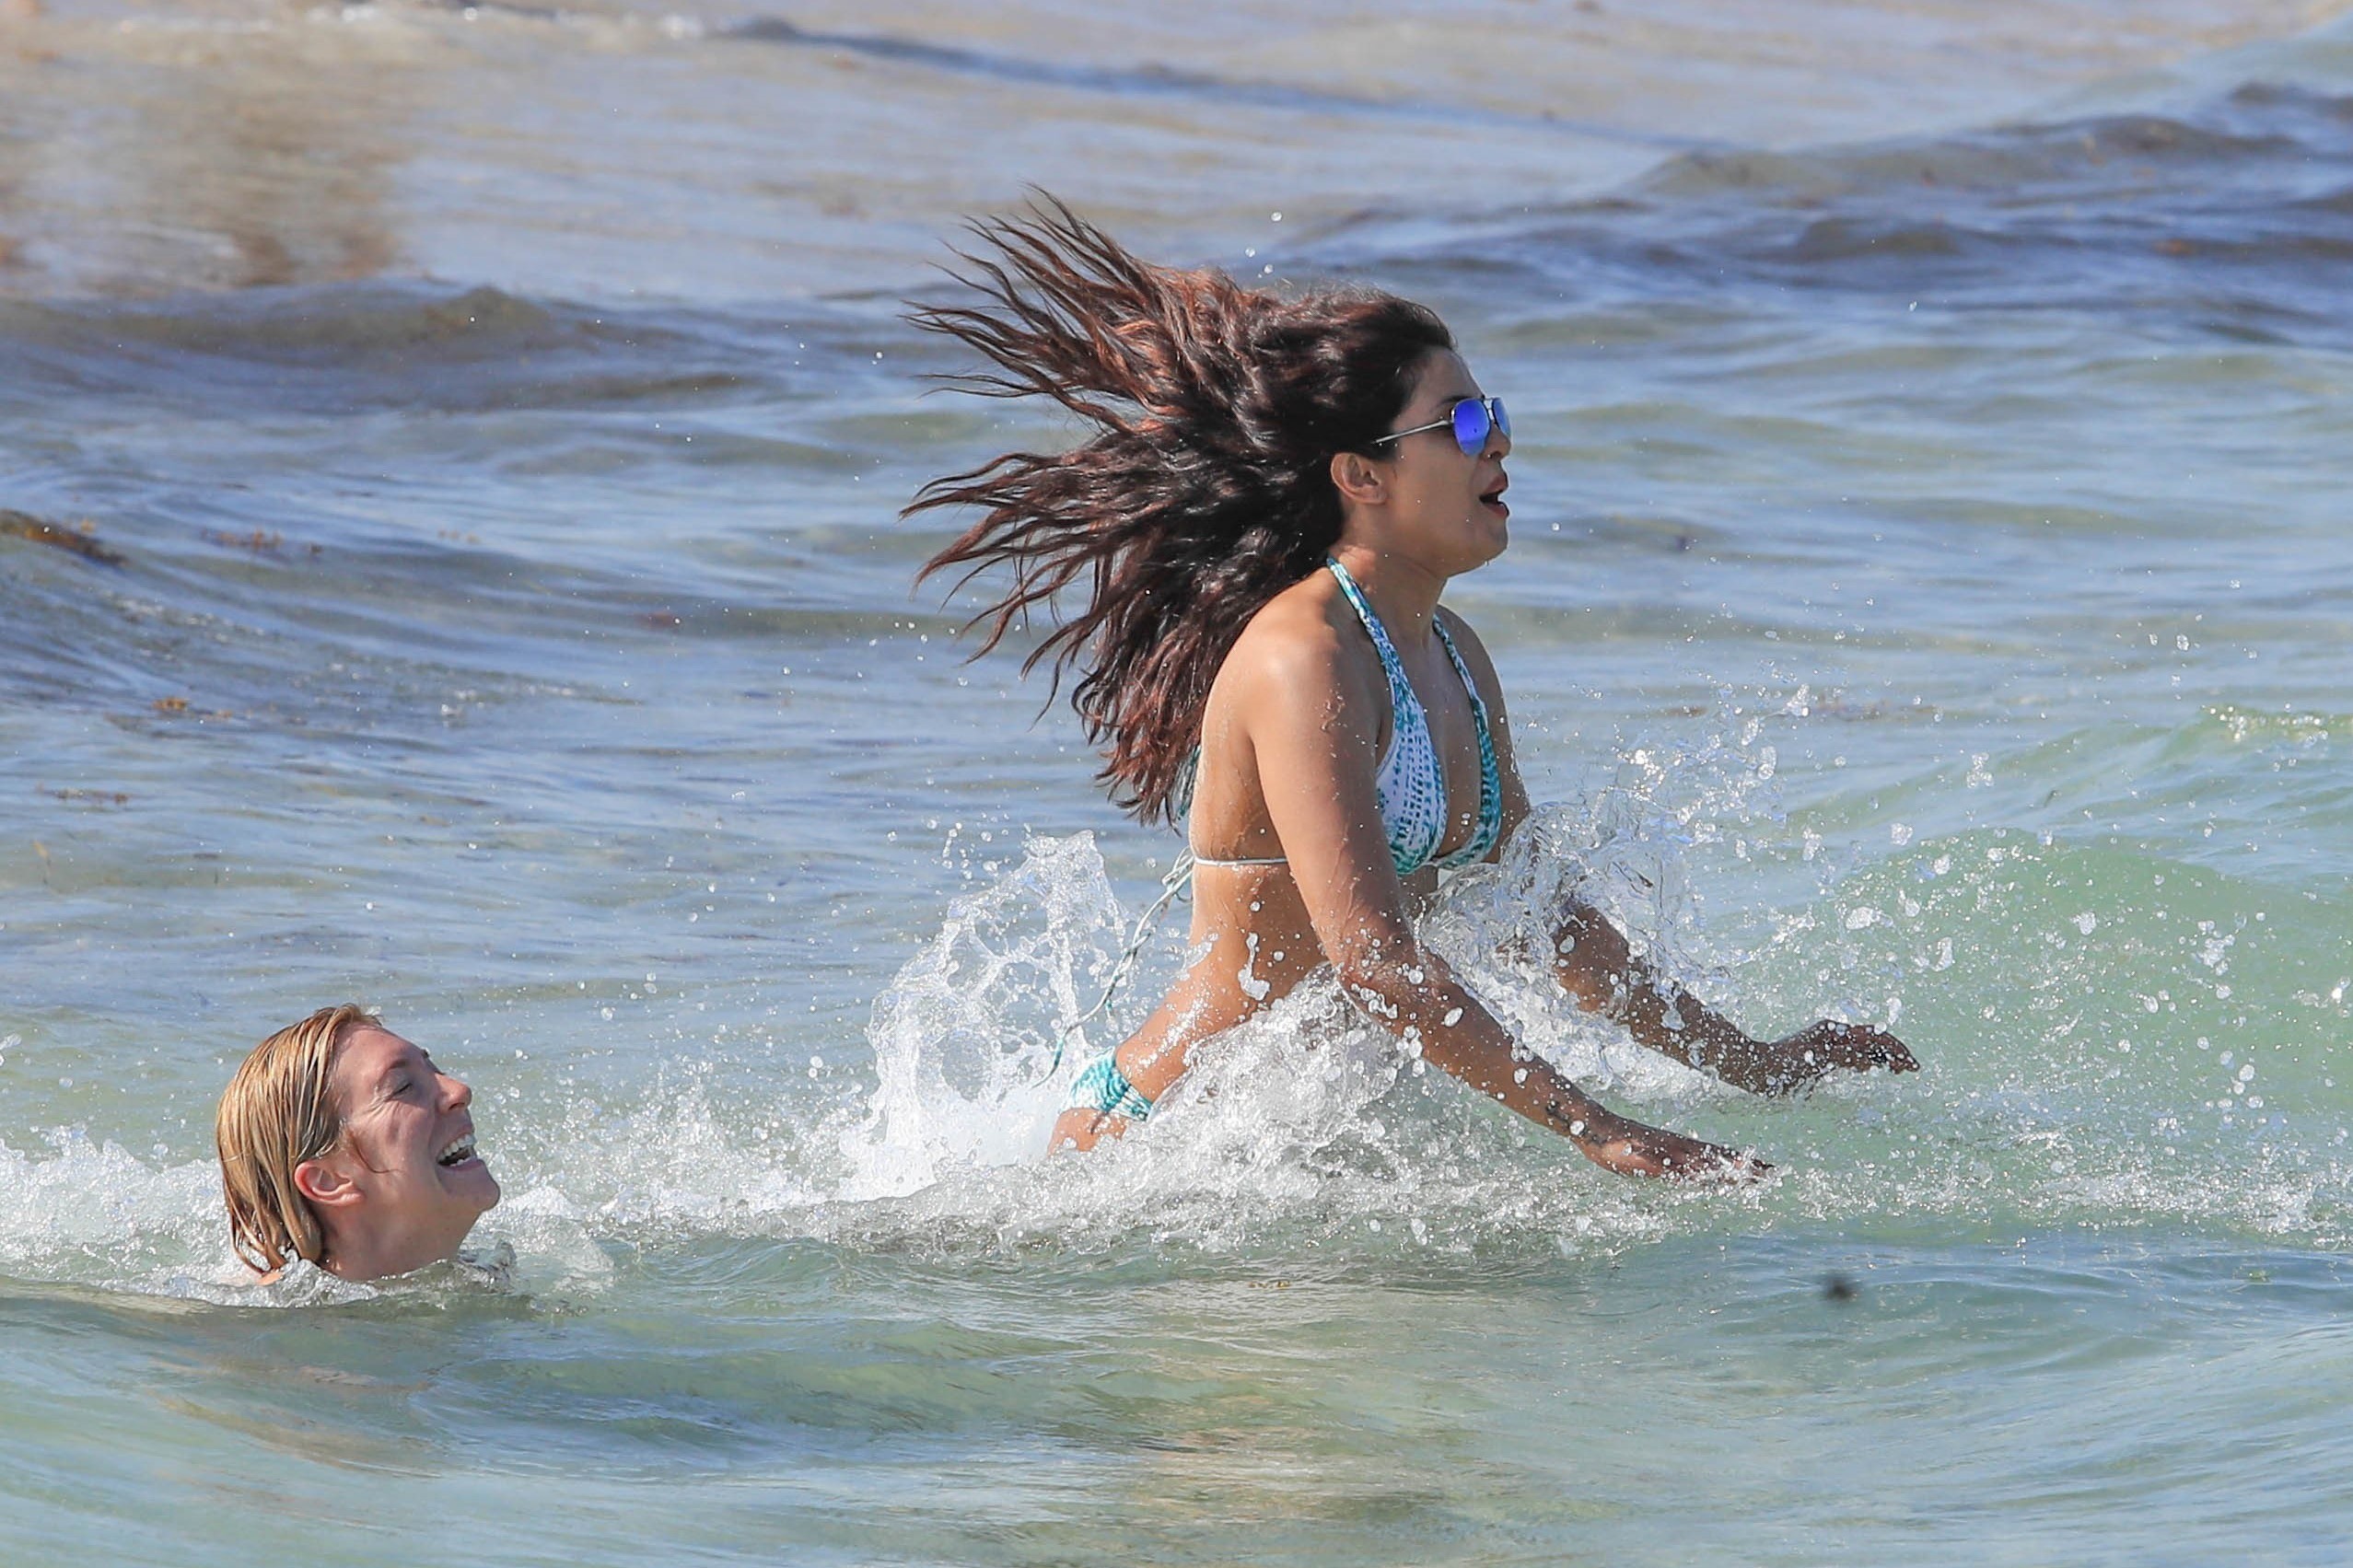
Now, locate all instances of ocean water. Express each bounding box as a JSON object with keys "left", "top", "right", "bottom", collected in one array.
[{"left": 3, "top": 0, "right": 2353, "bottom": 1562}]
